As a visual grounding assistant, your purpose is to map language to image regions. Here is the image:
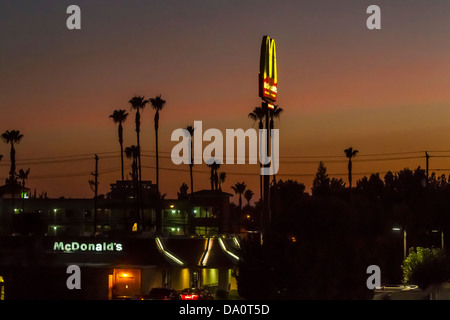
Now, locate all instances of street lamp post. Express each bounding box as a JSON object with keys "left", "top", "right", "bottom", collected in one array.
[
  {"left": 431, "top": 229, "right": 445, "bottom": 251},
  {"left": 393, "top": 226, "right": 407, "bottom": 261}
]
